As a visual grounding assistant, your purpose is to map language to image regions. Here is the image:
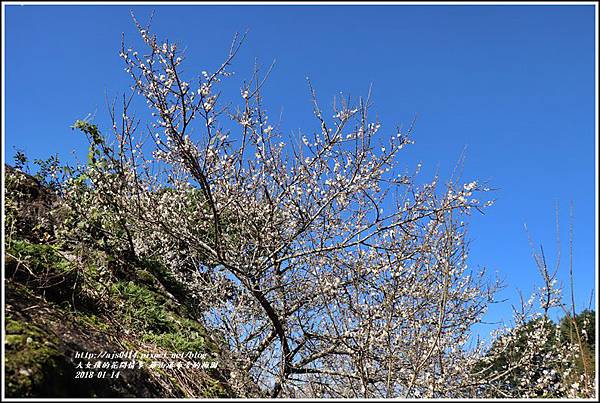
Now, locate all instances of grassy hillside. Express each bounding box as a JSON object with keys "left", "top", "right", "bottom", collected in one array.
[{"left": 4, "top": 164, "right": 233, "bottom": 398}]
